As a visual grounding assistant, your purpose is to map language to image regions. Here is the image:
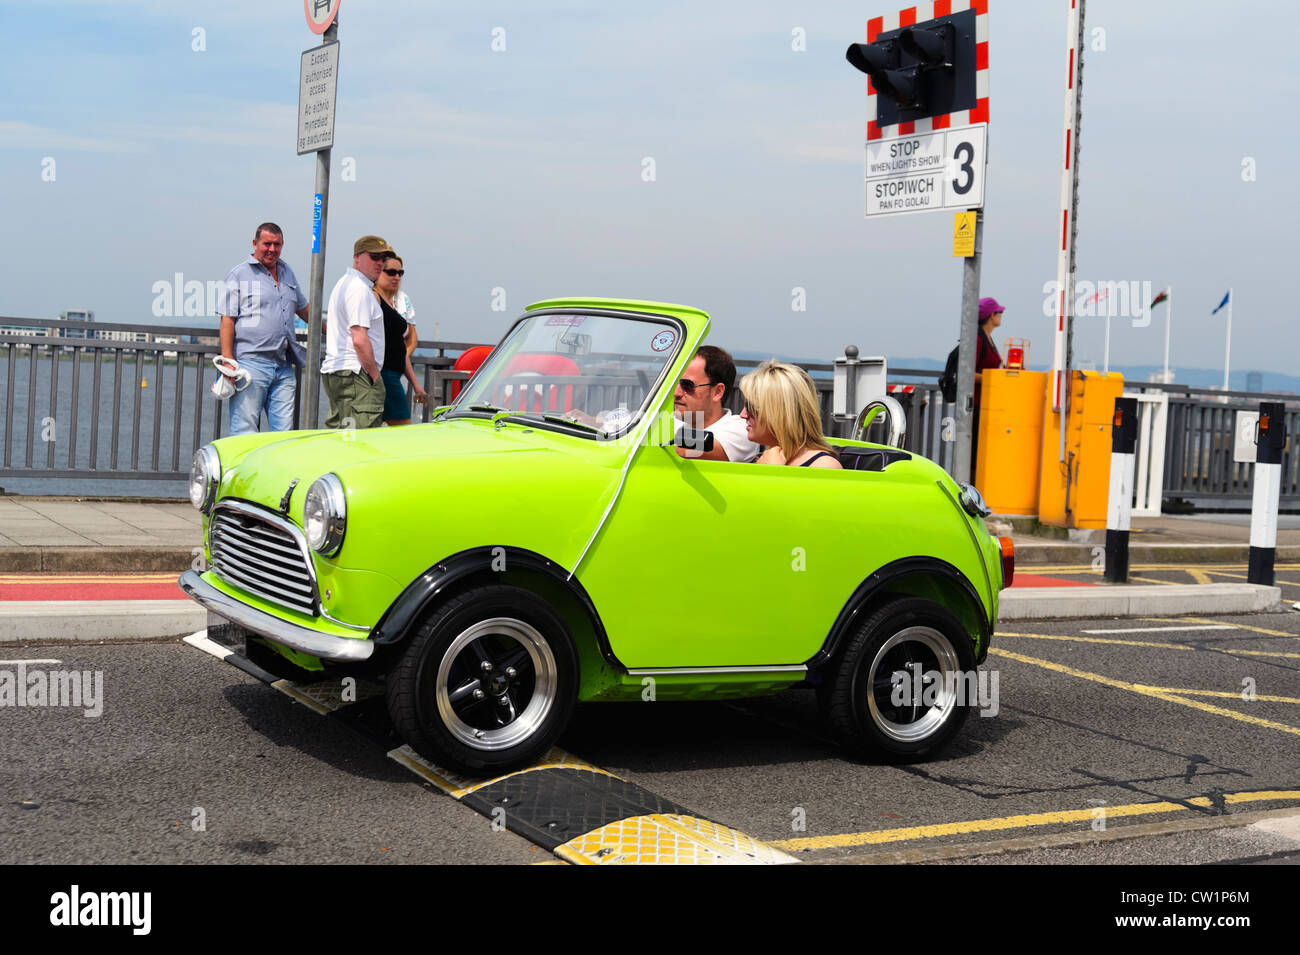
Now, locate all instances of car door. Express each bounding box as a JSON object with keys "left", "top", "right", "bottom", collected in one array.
[{"left": 577, "top": 443, "right": 894, "bottom": 668}]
